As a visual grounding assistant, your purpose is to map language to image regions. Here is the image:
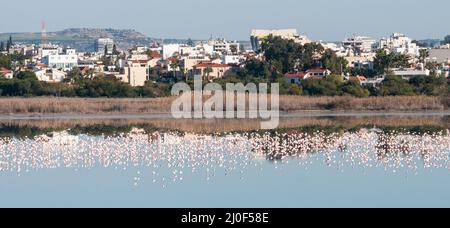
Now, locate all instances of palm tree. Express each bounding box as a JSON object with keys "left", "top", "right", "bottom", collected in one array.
[
  {"left": 203, "top": 67, "right": 213, "bottom": 81},
  {"left": 169, "top": 59, "right": 180, "bottom": 78},
  {"left": 419, "top": 49, "right": 429, "bottom": 64}
]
